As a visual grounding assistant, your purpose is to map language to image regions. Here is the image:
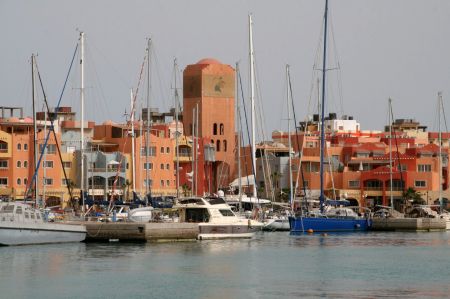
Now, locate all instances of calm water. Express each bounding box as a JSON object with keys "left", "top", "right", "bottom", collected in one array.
[{"left": 1, "top": 232, "right": 450, "bottom": 299}]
